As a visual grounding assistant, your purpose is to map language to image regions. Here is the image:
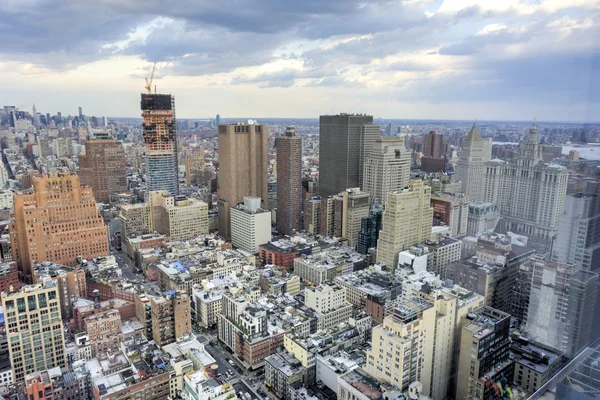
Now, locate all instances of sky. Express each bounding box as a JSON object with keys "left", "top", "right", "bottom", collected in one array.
[{"left": 1, "top": 0, "right": 599, "bottom": 122}]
